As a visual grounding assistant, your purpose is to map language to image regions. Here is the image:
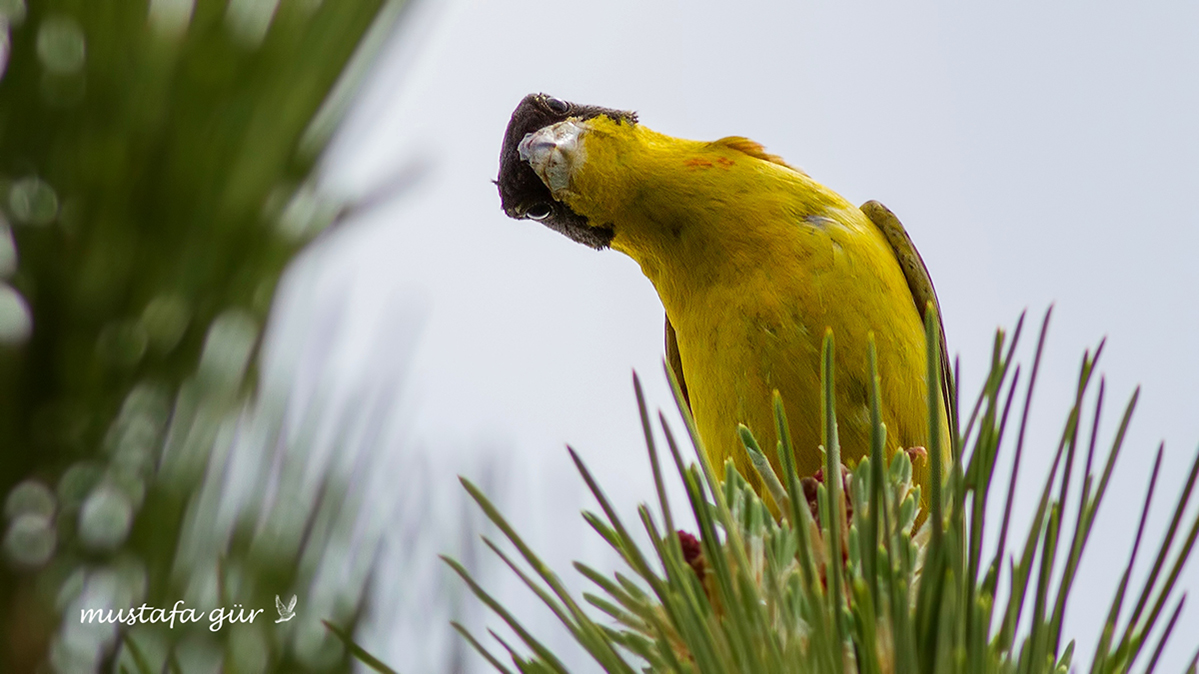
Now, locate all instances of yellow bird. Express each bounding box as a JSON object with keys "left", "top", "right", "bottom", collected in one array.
[{"left": 496, "top": 93, "right": 953, "bottom": 500}]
